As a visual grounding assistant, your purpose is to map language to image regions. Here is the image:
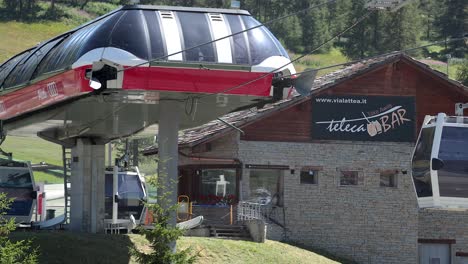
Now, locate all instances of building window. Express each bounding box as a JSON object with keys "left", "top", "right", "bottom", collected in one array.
[
  {"left": 249, "top": 169, "right": 283, "bottom": 206},
  {"left": 199, "top": 169, "right": 237, "bottom": 204},
  {"left": 300, "top": 169, "right": 318, "bottom": 184},
  {"left": 339, "top": 171, "right": 358, "bottom": 186},
  {"left": 380, "top": 170, "right": 398, "bottom": 187}
]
